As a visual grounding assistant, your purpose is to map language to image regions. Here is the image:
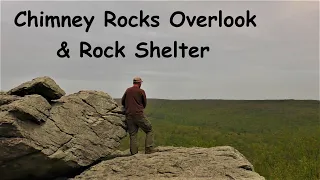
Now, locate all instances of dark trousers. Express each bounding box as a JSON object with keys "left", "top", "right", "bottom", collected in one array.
[{"left": 126, "top": 115, "right": 155, "bottom": 155}]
